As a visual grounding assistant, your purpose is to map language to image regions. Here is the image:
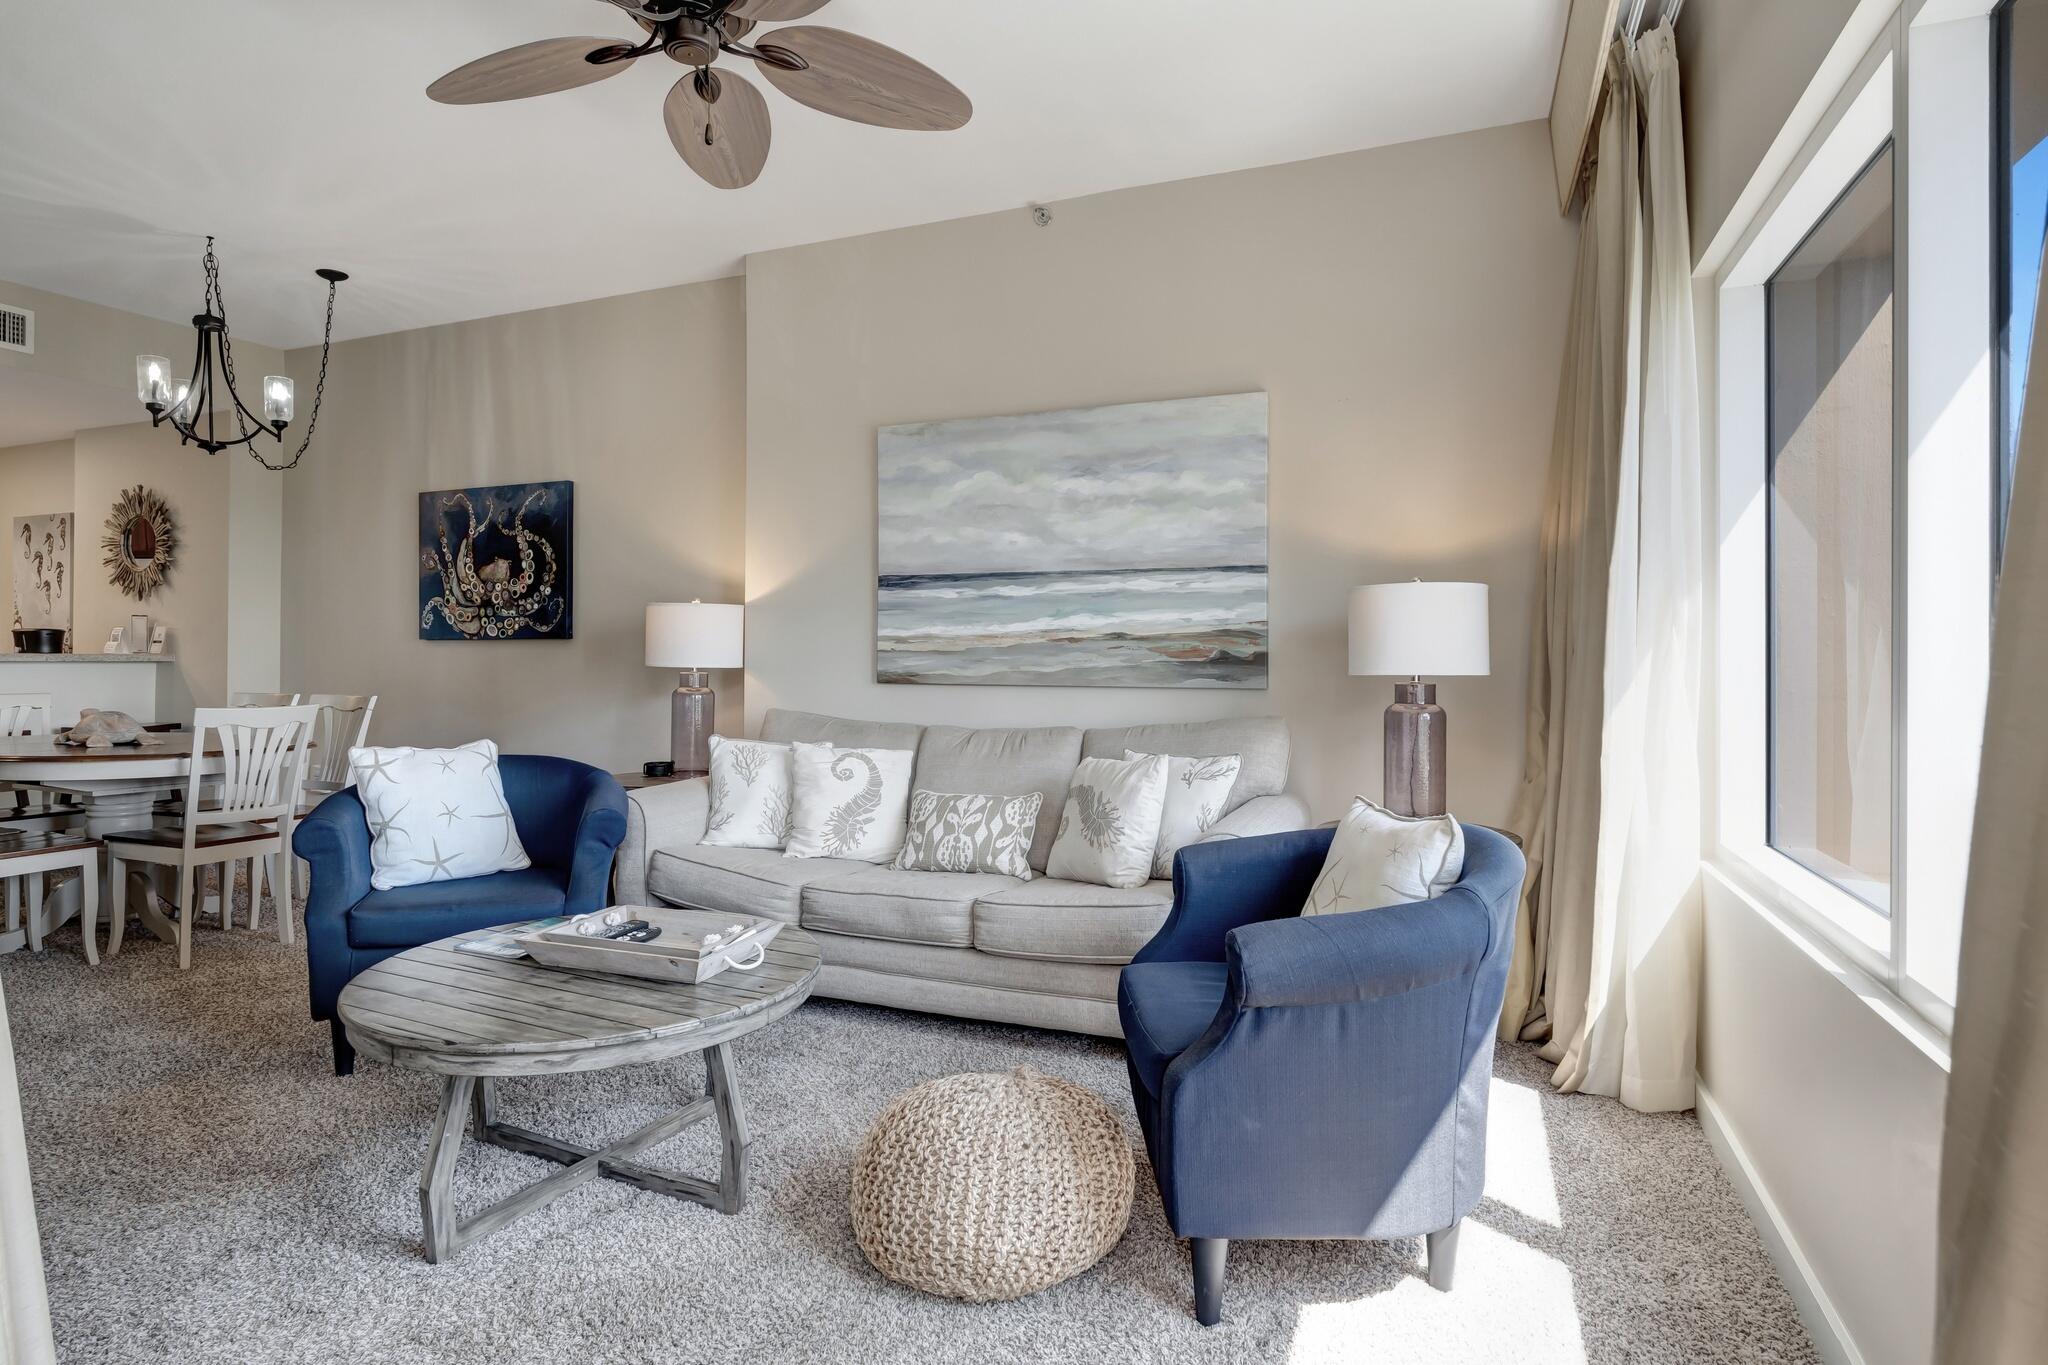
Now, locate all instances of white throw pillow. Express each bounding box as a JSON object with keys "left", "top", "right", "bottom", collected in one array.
[
  {"left": 347, "top": 739, "right": 531, "bottom": 891},
  {"left": 1046, "top": 753, "right": 1171, "bottom": 890},
  {"left": 1303, "top": 797, "right": 1464, "bottom": 916},
  {"left": 1126, "top": 749, "right": 1241, "bottom": 880},
  {"left": 784, "top": 741, "right": 915, "bottom": 864},
  {"left": 702, "top": 736, "right": 801, "bottom": 850}
]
